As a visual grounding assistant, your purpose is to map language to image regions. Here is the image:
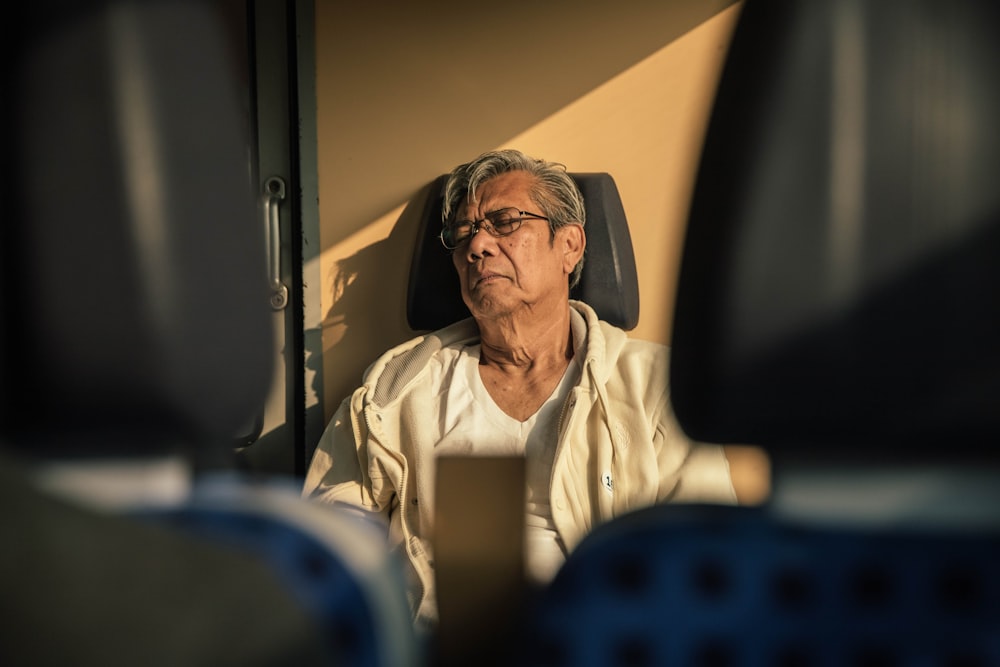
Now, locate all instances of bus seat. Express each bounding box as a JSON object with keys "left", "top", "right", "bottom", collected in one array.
[
  {"left": 2, "top": 2, "right": 414, "bottom": 664},
  {"left": 524, "top": 503, "right": 999, "bottom": 666},
  {"left": 521, "top": 0, "right": 1000, "bottom": 664},
  {"left": 407, "top": 172, "right": 640, "bottom": 331}
]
